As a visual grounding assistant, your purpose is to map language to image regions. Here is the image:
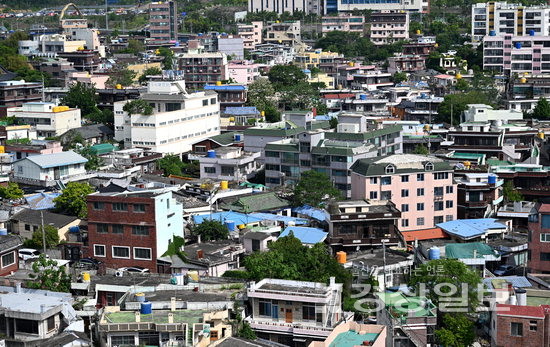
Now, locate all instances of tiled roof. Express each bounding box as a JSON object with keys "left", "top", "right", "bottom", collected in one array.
[
  {"left": 351, "top": 154, "right": 451, "bottom": 177},
  {"left": 209, "top": 132, "right": 238, "bottom": 146},
  {"left": 11, "top": 208, "right": 79, "bottom": 227},
  {"left": 401, "top": 228, "right": 447, "bottom": 242},
  {"left": 496, "top": 304, "right": 545, "bottom": 318},
  {"left": 538, "top": 204, "right": 550, "bottom": 213}
]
